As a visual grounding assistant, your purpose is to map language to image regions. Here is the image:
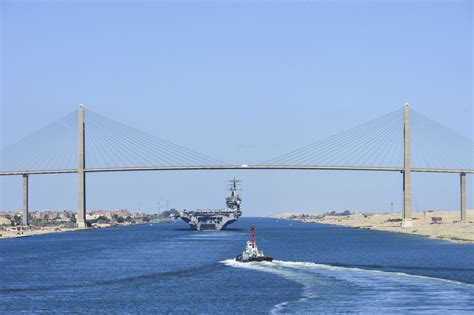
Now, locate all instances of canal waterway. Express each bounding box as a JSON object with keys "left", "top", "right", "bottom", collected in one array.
[{"left": 1, "top": 217, "right": 473, "bottom": 313}]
